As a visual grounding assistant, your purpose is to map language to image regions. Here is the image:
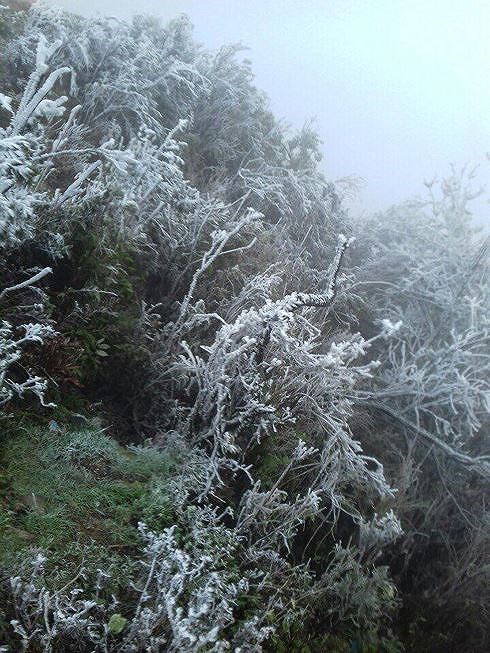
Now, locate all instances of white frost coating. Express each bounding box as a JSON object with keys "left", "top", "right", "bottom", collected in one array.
[
  {"left": 10, "top": 36, "right": 70, "bottom": 135},
  {"left": 52, "top": 161, "right": 100, "bottom": 208},
  {"left": 0, "top": 92, "right": 13, "bottom": 114},
  {"left": 0, "top": 267, "right": 52, "bottom": 299},
  {"left": 172, "top": 234, "right": 394, "bottom": 510},
  {"left": 8, "top": 511, "right": 274, "bottom": 652},
  {"left": 1, "top": 7, "right": 487, "bottom": 650},
  {"left": 359, "top": 510, "right": 403, "bottom": 554},
  {"left": 380, "top": 318, "right": 403, "bottom": 337},
  {"left": 0, "top": 319, "right": 56, "bottom": 409}
]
